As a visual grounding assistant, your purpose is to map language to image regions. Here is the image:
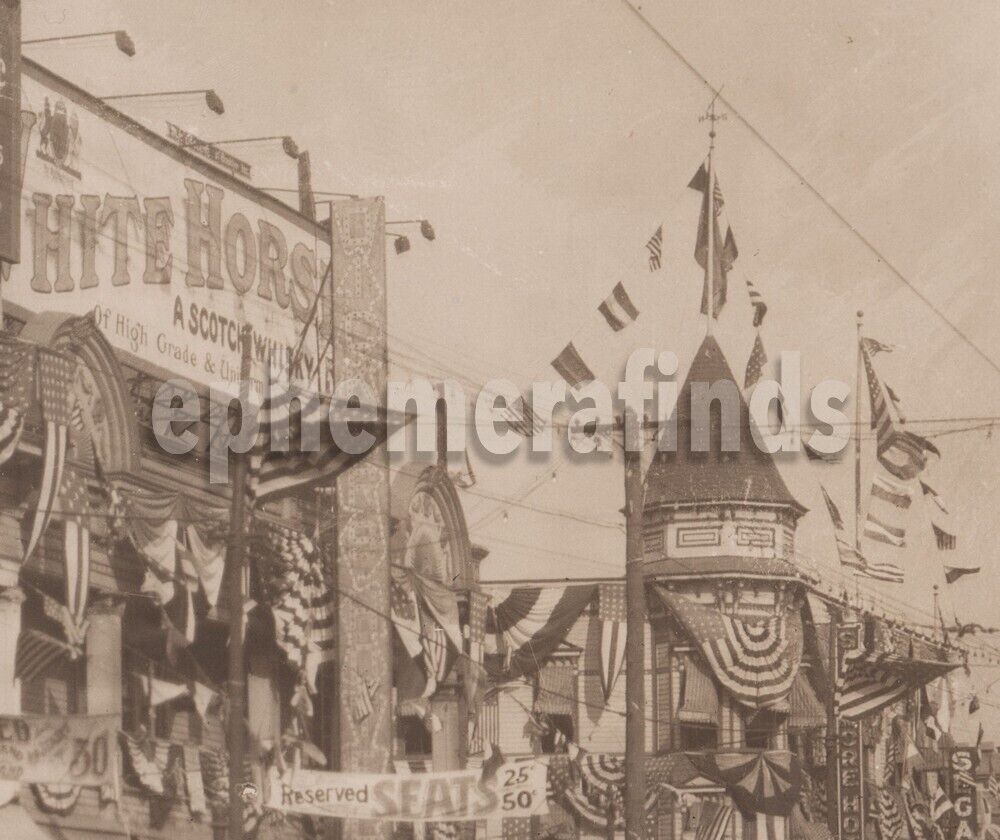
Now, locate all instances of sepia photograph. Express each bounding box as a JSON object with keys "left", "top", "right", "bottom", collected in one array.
[{"left": 0, "top": 2, "right": 998, "bottom": 839}]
